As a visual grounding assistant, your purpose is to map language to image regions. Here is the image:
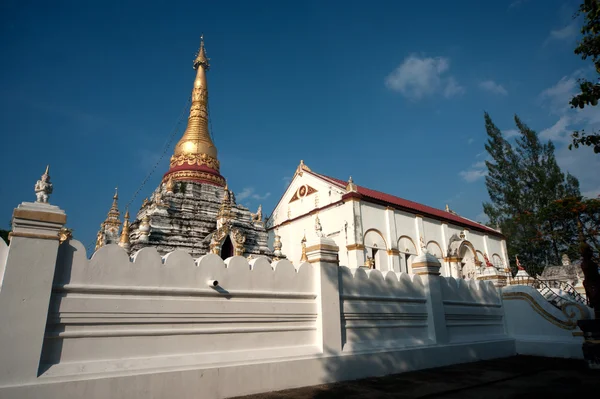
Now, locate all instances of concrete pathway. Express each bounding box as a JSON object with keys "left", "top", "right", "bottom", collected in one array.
[{"left": 232, "top": 356, "right": 599, "bottom": 398}]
